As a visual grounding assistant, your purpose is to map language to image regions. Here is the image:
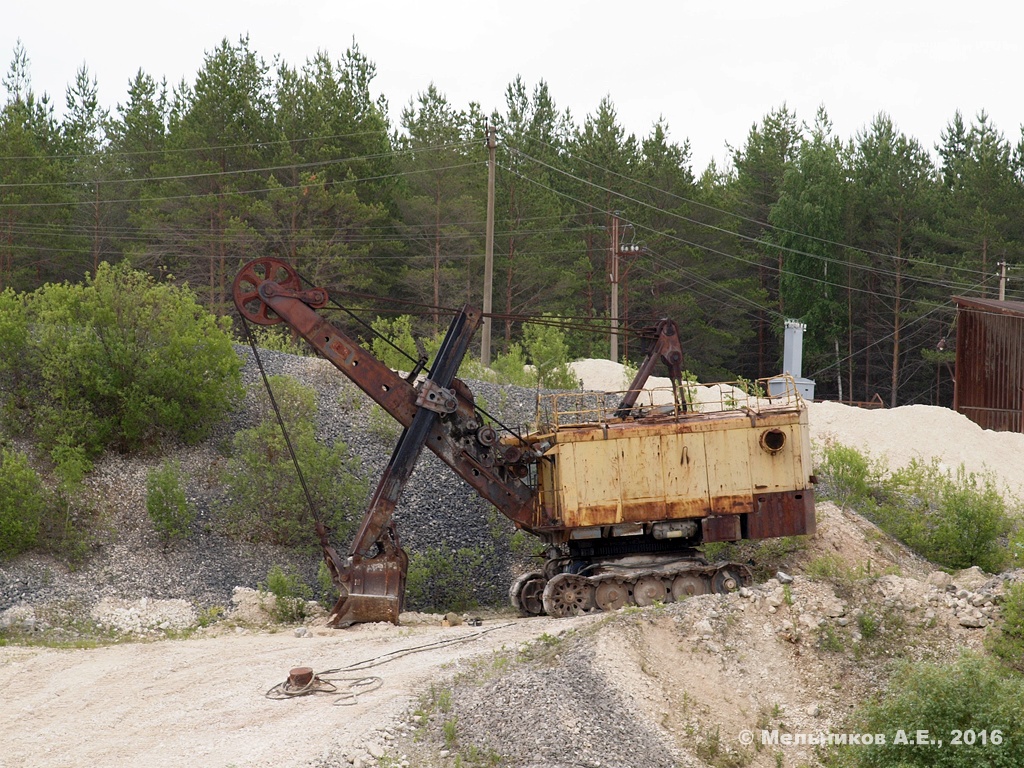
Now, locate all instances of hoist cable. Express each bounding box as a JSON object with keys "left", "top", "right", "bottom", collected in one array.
[{"left": 240, "top": 315, "right": 323, "bottom": 528}]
